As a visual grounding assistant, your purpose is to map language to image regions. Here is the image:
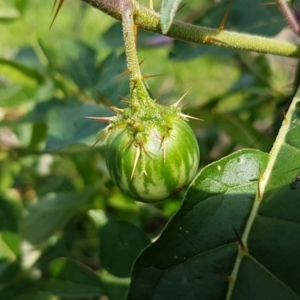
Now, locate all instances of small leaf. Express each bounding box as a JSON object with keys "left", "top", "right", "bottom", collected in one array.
[
  {"left": 100, "top": 218, "right": 150, "bottom": 278},
  {"left": 13, "top": 0, "right": 28, "bottom": 13},
  {"left": 0, "top": 58, "right": 44, "bottom": 85},
  {"left": 20, "top": 187, "right": 98, "bottom": 245},
  {"left": 100, "top": 269, "right": 130, "bottom": 300},
  {"left": 21, "top": 98, "right": 112, "bottom": 151},
  {"left": 41, "top": 258, "right": 103, "bottom": 298},
  {"left": 160, "top": 0, "right": 182, "bottom": 34},
  {"left": 0, "top": 4, "right": 19, "bottom": 22},
  {"left": 0, "top": 193, "right": 21, "bottom": 259}
]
